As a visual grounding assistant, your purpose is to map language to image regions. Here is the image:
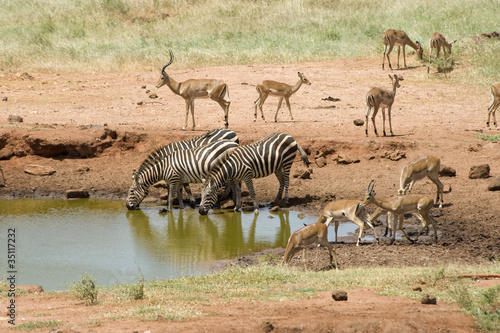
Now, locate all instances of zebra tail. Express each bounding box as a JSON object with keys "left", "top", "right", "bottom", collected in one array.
[{"left": 297, "top": 144, "right": 310, "bottom": 167}]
